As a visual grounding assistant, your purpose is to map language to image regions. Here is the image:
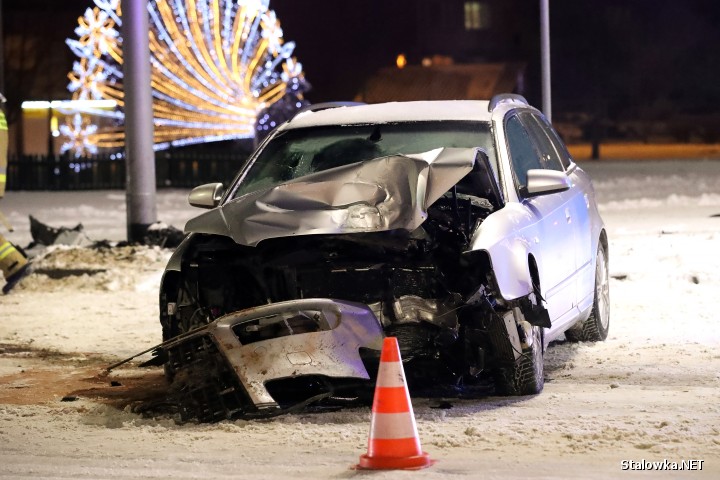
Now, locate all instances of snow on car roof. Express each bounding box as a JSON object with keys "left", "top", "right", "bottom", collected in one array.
[{"left": 283, "top": 100, "right": 493, "bottom": 130}]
